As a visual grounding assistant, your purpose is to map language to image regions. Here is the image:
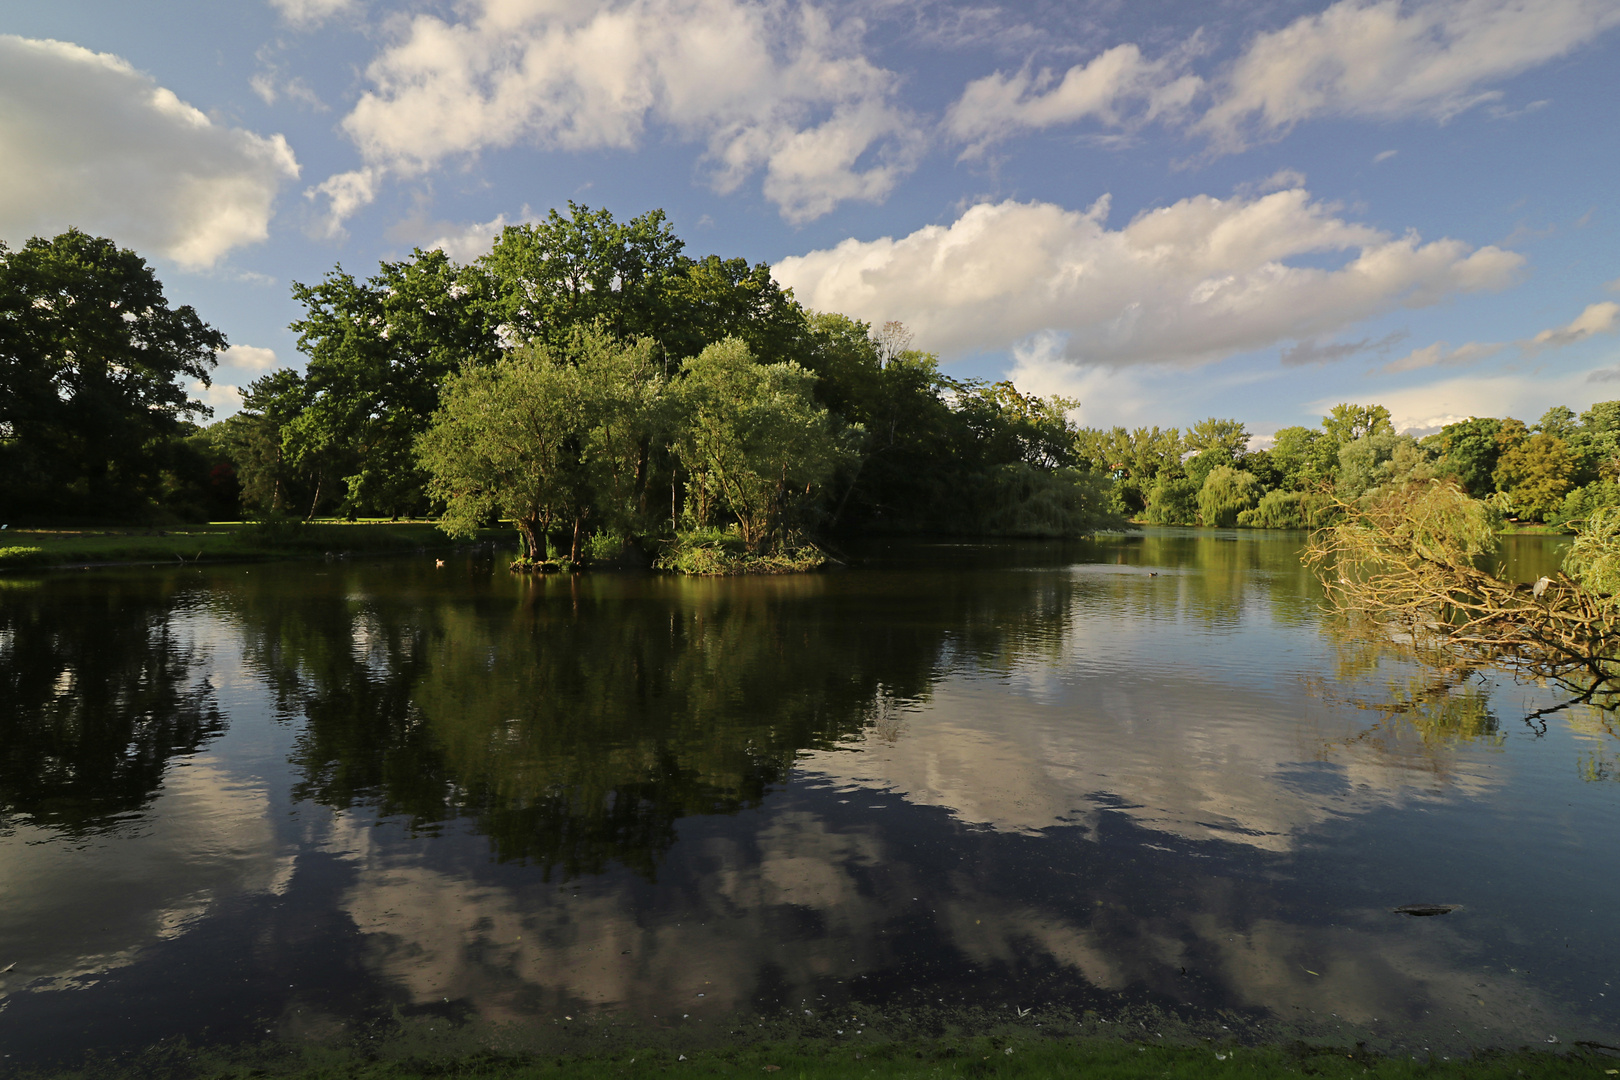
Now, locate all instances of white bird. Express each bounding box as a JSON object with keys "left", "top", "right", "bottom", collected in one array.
[{"left": 1532, "top": 575, "right": 1552, "bottom": 599}]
